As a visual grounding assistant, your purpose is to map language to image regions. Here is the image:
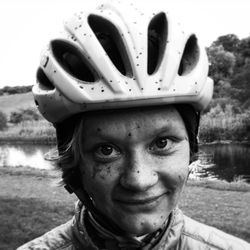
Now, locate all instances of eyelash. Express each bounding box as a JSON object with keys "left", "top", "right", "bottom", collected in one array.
[
  {"left": 94, "top": 144, "right": 121, "bottom": 162},
  {"left": 149, "top": 136, "right": 175, "bottom": 154}
]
